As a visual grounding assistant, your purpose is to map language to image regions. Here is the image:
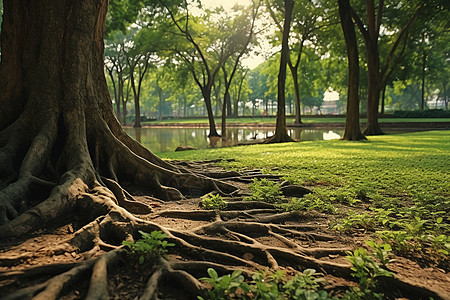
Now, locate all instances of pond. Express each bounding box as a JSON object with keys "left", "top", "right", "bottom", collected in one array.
[{"left": 123, "top": 127, "right": 344, "bottom": 153}]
